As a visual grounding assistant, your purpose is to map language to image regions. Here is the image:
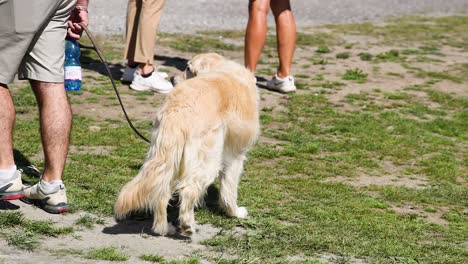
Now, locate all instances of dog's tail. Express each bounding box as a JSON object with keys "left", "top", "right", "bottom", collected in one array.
[{"left": 114, "top": 119, "right": 184, "bottom": 220}]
